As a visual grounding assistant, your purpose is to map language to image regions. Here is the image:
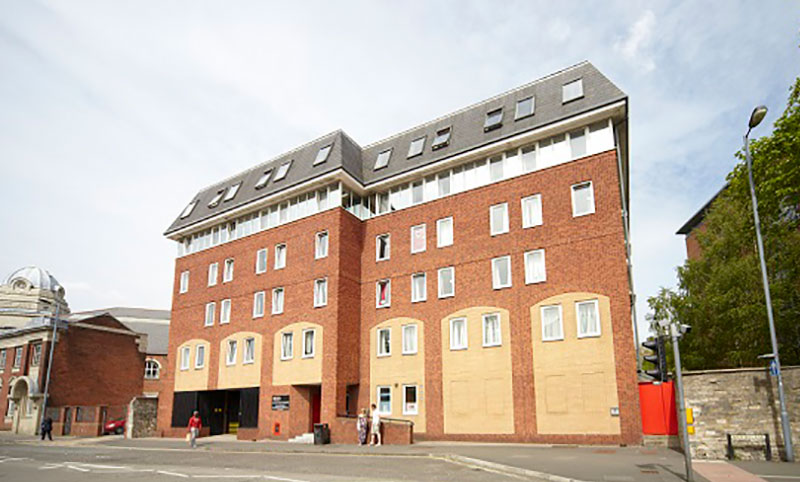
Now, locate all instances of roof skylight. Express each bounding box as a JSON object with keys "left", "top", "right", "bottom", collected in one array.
[
  {"left": 254, "top": 169, "right": 272, "bottom": 189},
  {"left": 274, "top": 160, "right": 292, "bottom": 181},
  {"left": 208, "top": 190, "right": 225, "bottom": 207},
  {"left": 432, "top": 127, "right": 451, "bottom": 150},
  {"left": 180, "top": 200, "right": 197, "bottom": 219},
  {"left": 407, "top": 136, "right": 426, "bottom": 158},
  {"left": 515, "top": 96, "right": 534, "bottom": 120},
  {"left": 562, "top": 79, "right": 584, "bottom": 103},
  {"left": 223, "top": 183, "right": 241, "bottom": 202},
  {"left": 374, "top": 148, "right": 392, "bottom": 170},
  {"left": 484, "top": 108, "right": 503, "bottom": 132},
  {"left": 314, "top": 144, "right": 333, "bottom": 166}
]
